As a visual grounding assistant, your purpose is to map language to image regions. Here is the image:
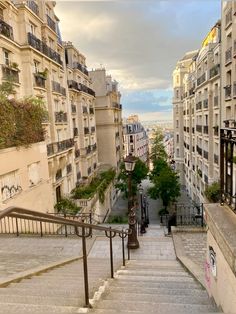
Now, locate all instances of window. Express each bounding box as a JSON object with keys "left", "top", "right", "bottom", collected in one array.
[
  {"left": 33, "top": 60, "right": 39, "bottom": 73},
  {"left": 28, "top": 162, "right": 41, "bottom": 186},
  {"left": 0, "top": 171, "right": 21, "bottom": 201},
  {"left": 176, "top": 134, "right": 179, "bottom": 143},
  {"left": 3, "top": 50, "right": 10, "bottom": 66},
  {"left": 176, "top": 120, "right": 179, "bottom": 128},
  {"left": 48, "top": 37, "right": 54, "bottom": 49},
  {"left": 30, "top": 22, "right": 36, "bottom": 35}
]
